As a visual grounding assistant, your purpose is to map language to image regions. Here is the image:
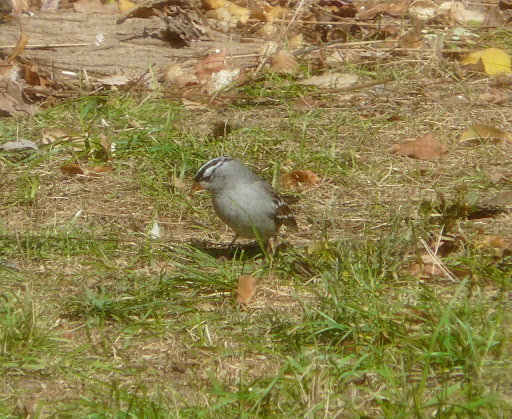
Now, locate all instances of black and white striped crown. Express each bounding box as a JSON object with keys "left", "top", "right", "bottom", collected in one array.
[{"left": 194, "top": 157, "right": 232, "bottom": 183}]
